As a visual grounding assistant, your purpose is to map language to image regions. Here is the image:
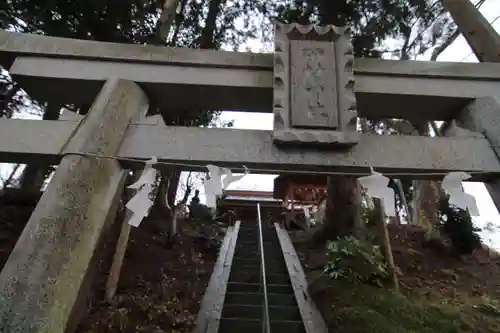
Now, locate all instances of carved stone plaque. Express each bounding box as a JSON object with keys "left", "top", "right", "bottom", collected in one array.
[
  {"left": 272, "top": 23, "right": 358, "bottom": 147},
  {"left": 290, "top": 40, "right": 338, "bottom": 129}
]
